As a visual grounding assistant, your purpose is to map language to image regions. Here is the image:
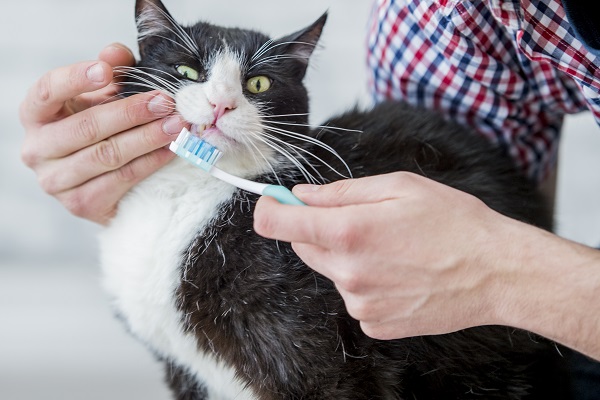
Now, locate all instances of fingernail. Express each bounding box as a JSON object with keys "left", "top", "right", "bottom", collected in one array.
[
  {"left": 107, "top": 42, "right": 133, "bottom": 55},
  {"left": 86, "top": 63, "right": 105, "bottom": 83},
  {"left": 162, "top": 116, "right": 184, "bottom": 135},
  {"left": 294, "top": 184, "right": 320, "bottom": 193},
  {"left": 148, "top": 93, "right": 171, "bottom": 115}
]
